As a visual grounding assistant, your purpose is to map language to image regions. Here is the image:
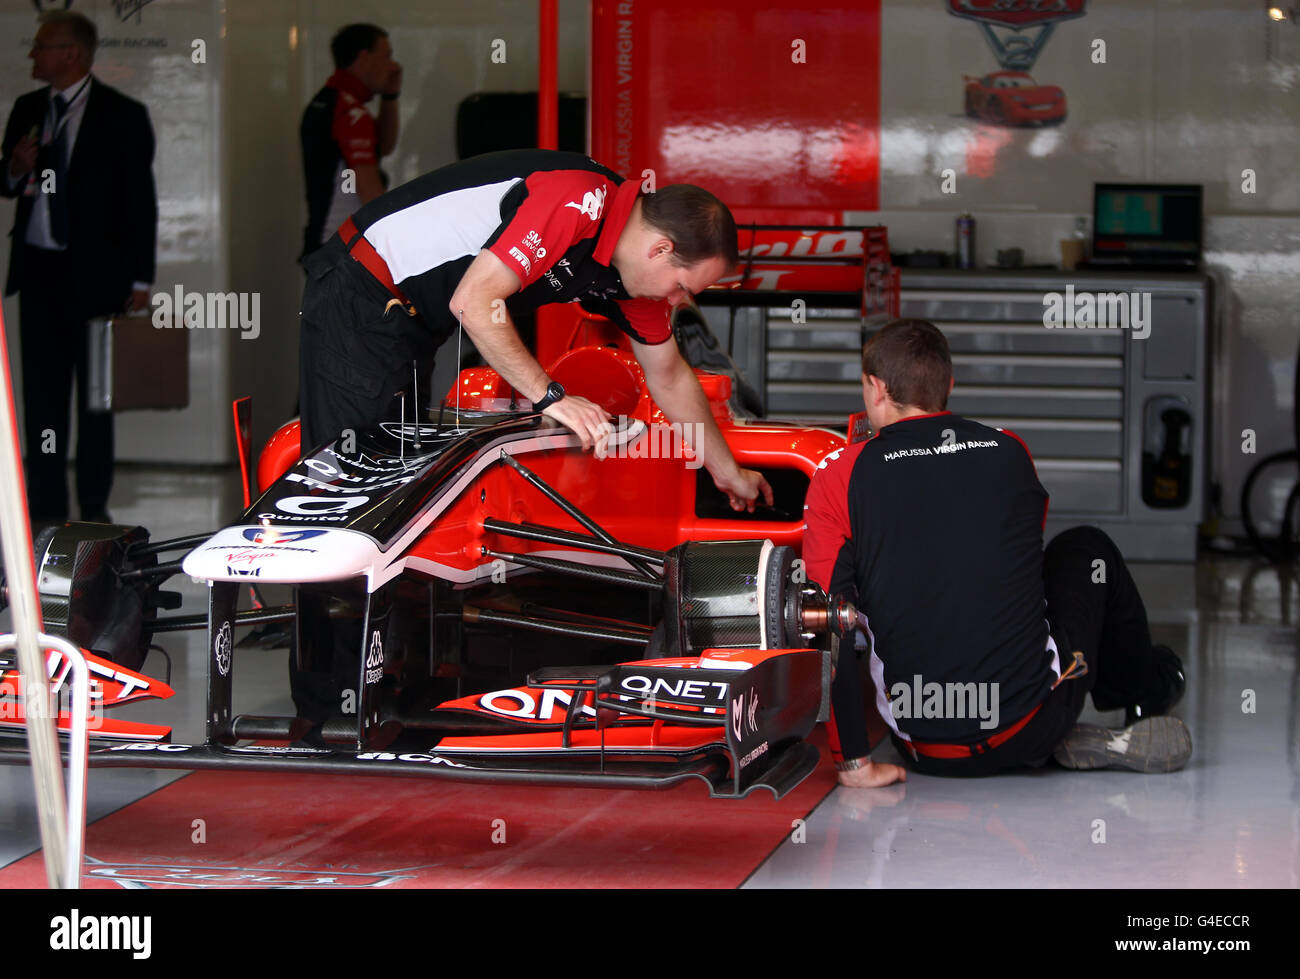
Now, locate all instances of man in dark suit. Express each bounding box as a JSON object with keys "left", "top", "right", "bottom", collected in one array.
[{"left": 1, "top": 10, "right": 157, "bottom": 525}]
